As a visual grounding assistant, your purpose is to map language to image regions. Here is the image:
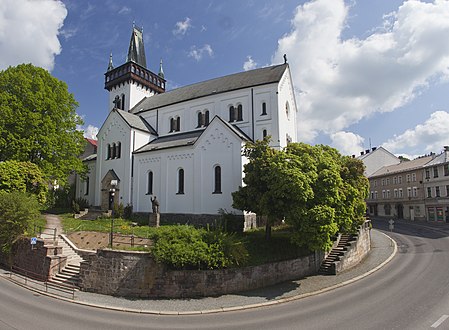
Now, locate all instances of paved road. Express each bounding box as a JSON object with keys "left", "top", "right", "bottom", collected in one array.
[{"left": 1, "top": 219, "right": 449, "bottom": 329}]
